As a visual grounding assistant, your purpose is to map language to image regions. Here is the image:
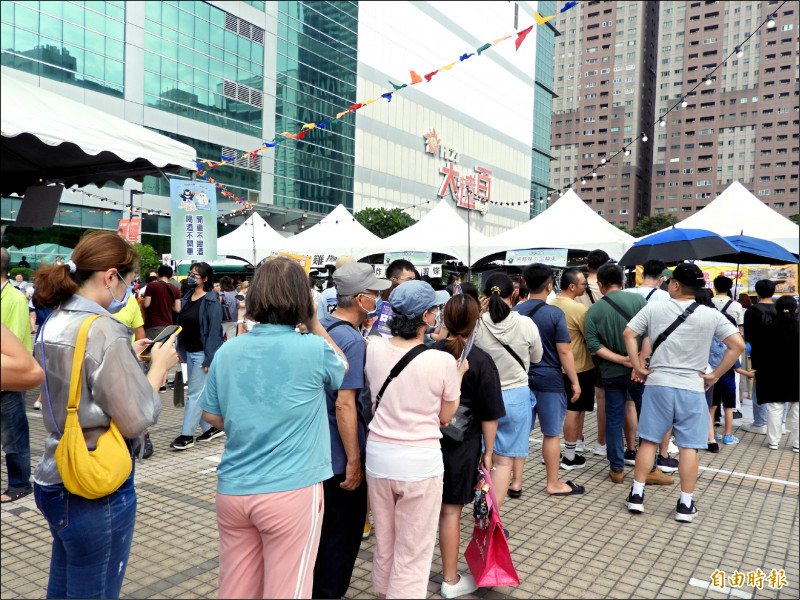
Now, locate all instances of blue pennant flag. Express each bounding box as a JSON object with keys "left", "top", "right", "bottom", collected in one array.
[
  {"left": 381, "top": 92, "right": 393, "bottom": 102},
  {"left": 317, "top": 120, "right": 330, "bottom": 129},
  {"left": 561, "top": 1, "right": 578, "bottom": 12},
  {"left": 459, "top": 53, "right": 475, "bottom": 61}
]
